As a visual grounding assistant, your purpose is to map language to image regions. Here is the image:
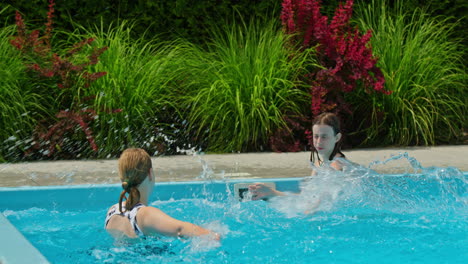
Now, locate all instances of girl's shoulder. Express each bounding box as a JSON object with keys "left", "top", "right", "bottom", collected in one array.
[
  {"left": 330, "top": 160, "right": 343, "bottom": 170},
  {"left": 331, "top": 154, "right": 347, "bottom": 170}
]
